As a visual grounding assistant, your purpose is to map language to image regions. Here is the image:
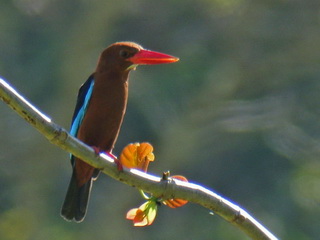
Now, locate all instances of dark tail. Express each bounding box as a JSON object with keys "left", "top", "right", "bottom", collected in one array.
[{"left": 61, "top": 170, "right": 92, "bottom": 222}]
